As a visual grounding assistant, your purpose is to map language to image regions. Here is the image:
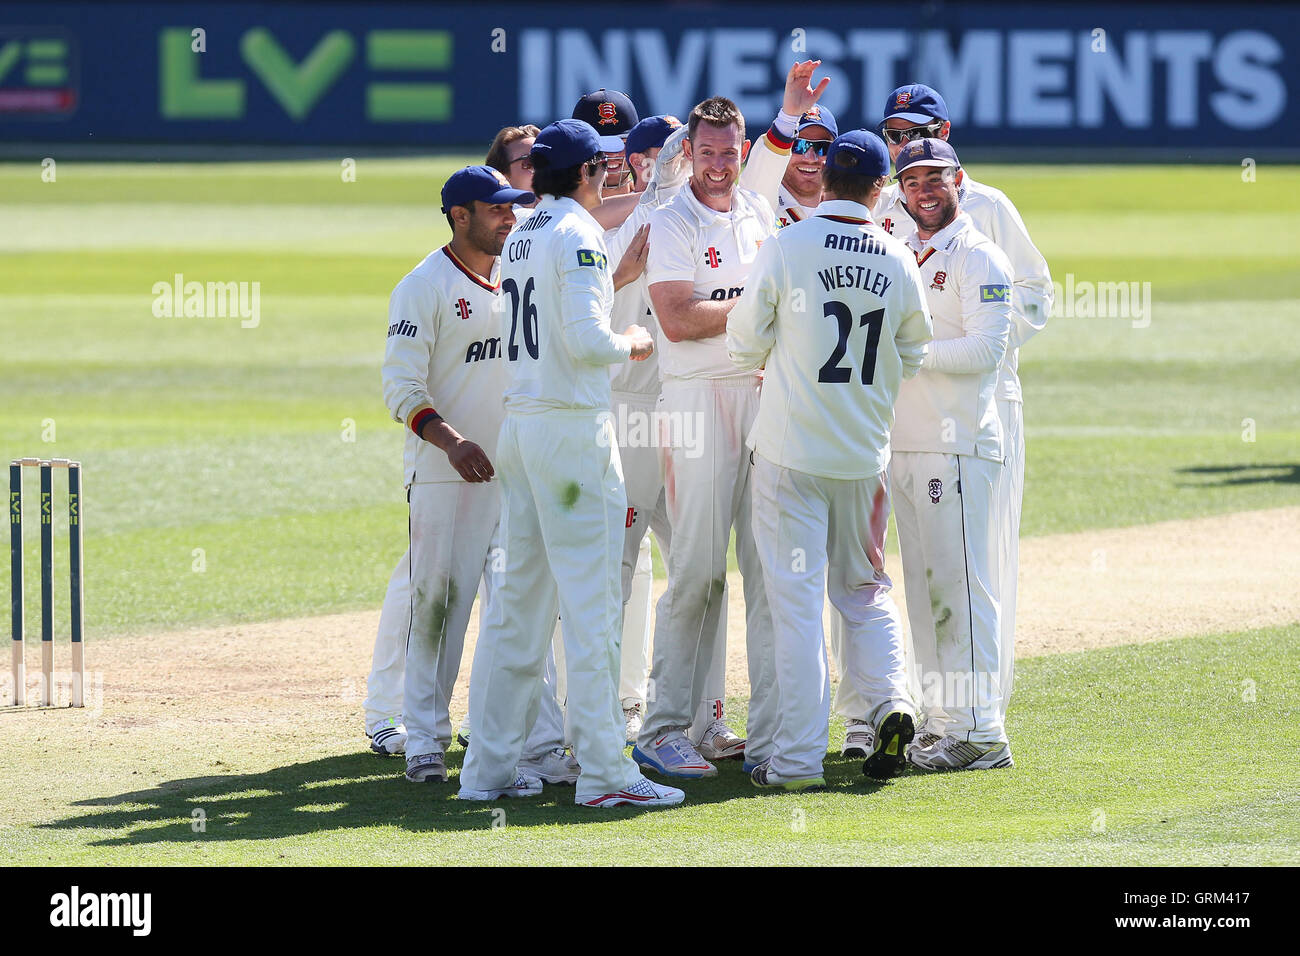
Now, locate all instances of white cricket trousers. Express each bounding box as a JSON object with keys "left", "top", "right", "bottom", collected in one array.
[
  {"left": 367, "top": 525, "right": 566, "bottom": 757},
  {"left": 402, "top": 481, "right": 499, "bottom": 759},
  {"left": 612, "top": 389, "right": 727, "bottom": 726},
  {"left": 891, "top": 452, "right": 1006, "bottom": 746},
  {"left": 363, "top": 550, "right": 409, "bottom": 731},
  {"left": 614, "top": 390, "right": 665, "bottom": 709},
  {"left": 751, "top": 456, "right": 909, "bottom": 780},
  {"left": 638, "top": 377, "right": 778, "bottom": 763},
  {"left": 996, "top": 398, "right": 1024, "bottom": 723},
  {"left": 461, "top": 410, "right": 642, "bottom": 800}
]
